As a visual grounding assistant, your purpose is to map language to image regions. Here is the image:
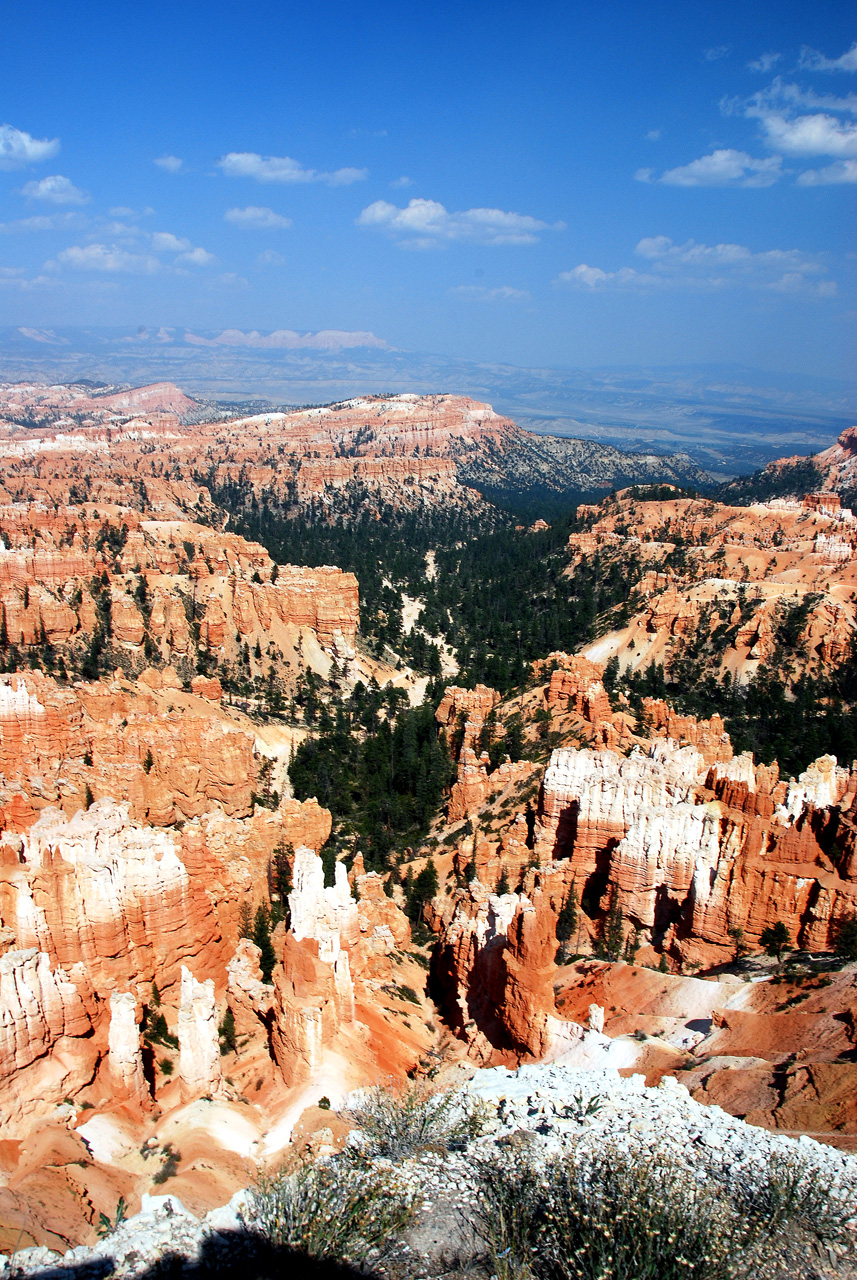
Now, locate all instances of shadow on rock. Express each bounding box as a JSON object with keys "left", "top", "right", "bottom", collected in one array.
[{"left": 12, "top": 1230, "right": 381, "bottom": 1280}]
